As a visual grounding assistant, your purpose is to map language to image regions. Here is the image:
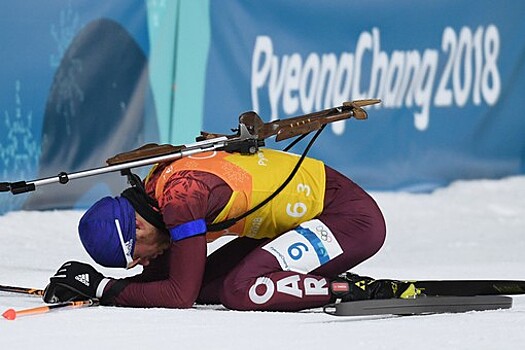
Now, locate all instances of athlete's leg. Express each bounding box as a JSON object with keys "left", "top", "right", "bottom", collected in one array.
[
  {"left": 197, "top": 237, "right": 268, "bottom": 304},
  {"left": 218, "top": 168, "right": 386, "bottom": 311}
]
